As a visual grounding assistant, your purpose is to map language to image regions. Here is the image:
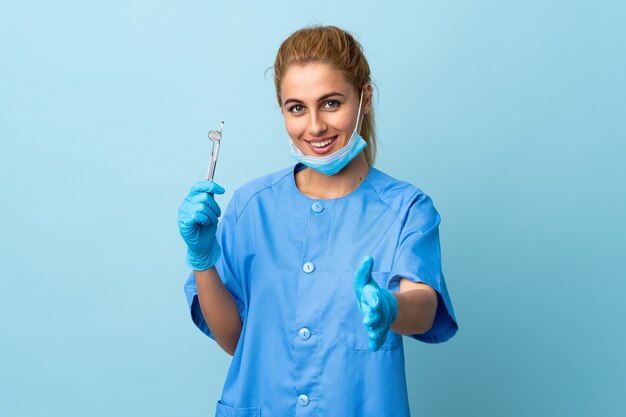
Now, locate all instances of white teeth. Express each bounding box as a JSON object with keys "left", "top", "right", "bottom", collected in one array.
[{"left": 310, "top": 137, "right": 336, "bottom": 148}]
